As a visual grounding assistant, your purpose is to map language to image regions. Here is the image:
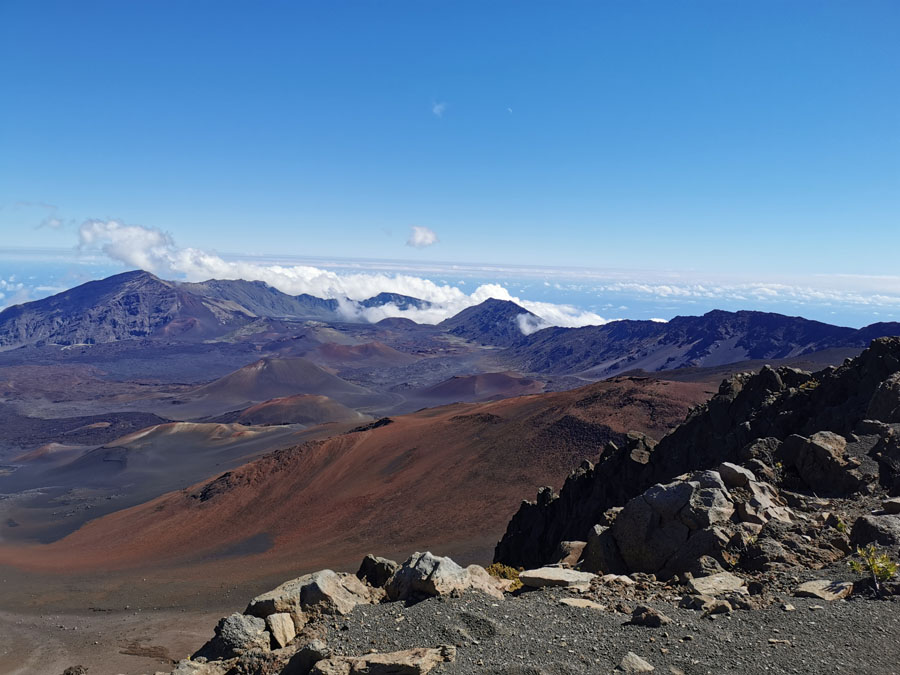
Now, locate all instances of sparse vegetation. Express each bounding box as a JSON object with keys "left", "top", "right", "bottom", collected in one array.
[
  {"left": 486, "top": 563, "right": 523, "bottom": 591},
  {"left": 834, "top": 518, "right": 848, "bottom": 534},
  {"left": 849, "top": 544, "right": 898, "bottom": 595},
  {"left": 799, "top": 378, "right": 820, "bottom": 390}
]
